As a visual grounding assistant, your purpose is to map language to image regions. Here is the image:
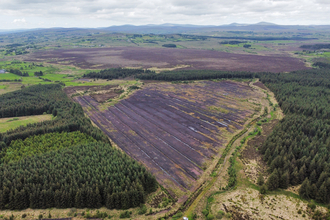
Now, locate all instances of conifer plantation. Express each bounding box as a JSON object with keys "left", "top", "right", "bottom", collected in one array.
[
  {"left": 0, "top": 142, "right": 157, "bottom": 210},
  {"left": 259, "top": 69, "right": 330, "bottom": 204},
  {"left": 1, "top": 131, "right": 96, "bottom": 163},
  {"left": 0, "top": 84, "right": 157, "bottom": 210},
  {"left": 136, "top": 70, "right": 255, "bottom": 81},
  {"left": 84, "top": 68, "right": 155, "bottom": 80}
]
